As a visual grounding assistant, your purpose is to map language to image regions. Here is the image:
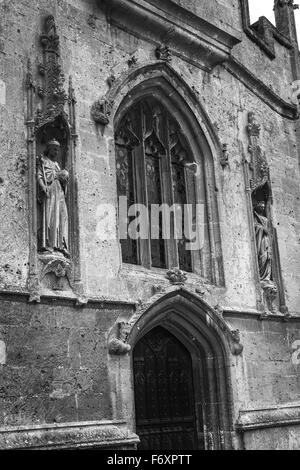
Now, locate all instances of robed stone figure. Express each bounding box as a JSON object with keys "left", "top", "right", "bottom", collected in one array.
[
  {"left": 253, "top": 200, "right": 272, "bottom": 281},
  {"left": 37, "top": 139, "right": 69, "bottom": 257}
]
